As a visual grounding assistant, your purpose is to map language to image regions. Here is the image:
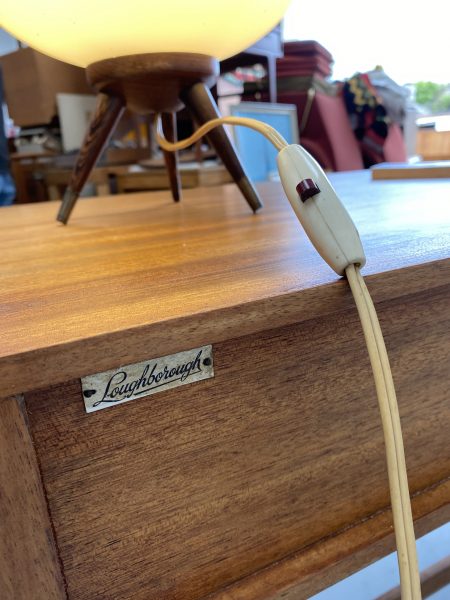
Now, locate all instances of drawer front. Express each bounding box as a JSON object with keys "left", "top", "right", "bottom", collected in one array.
[{"left": 25, "top": 289, "right": 450, "bottom": 599}]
